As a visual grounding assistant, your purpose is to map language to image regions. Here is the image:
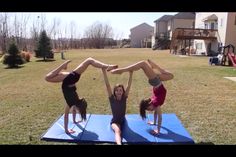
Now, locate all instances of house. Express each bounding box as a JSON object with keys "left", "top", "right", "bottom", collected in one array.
[
  {"left": 130, "top": 23, "right": 154, "bottom": 48},
  {"left": 194, "top": 12, "right": 236, "bottom": 55},
  {"left": 153, "top": 12, "right": 195, "bottom": 50}
]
